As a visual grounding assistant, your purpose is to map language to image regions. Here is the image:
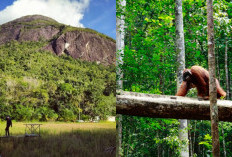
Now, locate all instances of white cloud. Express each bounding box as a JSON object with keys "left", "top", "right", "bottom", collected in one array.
[{"left": 0, "top": 0, "right": 90, "bottom": 27}]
